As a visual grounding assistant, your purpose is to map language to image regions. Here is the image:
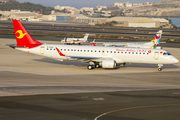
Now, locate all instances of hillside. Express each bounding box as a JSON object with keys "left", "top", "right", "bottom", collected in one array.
[
  {"left": 111, "top": 0, "right": 180, "bottom": 17},
  {"left": 0, "top": 0, "right": 16, "bottom": 1},
  {"left": 0, "top": 1, "right": 59, "bottom": 15}
]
